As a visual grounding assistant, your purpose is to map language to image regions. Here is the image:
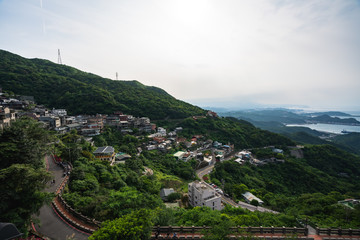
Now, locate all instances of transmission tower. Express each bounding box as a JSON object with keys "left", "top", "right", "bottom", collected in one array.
[
  {"left": 57, "top": 49, "right": 62, "bottom": 64},
  {"left": 116, "top": 72, "right": 118, "bottom": 80}
]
